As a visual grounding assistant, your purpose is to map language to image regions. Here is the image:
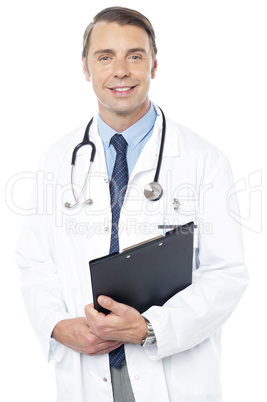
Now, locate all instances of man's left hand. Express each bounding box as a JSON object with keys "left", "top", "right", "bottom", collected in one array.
[{"left": 84, "top": 296, "right": 147, "bottom": 344}]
